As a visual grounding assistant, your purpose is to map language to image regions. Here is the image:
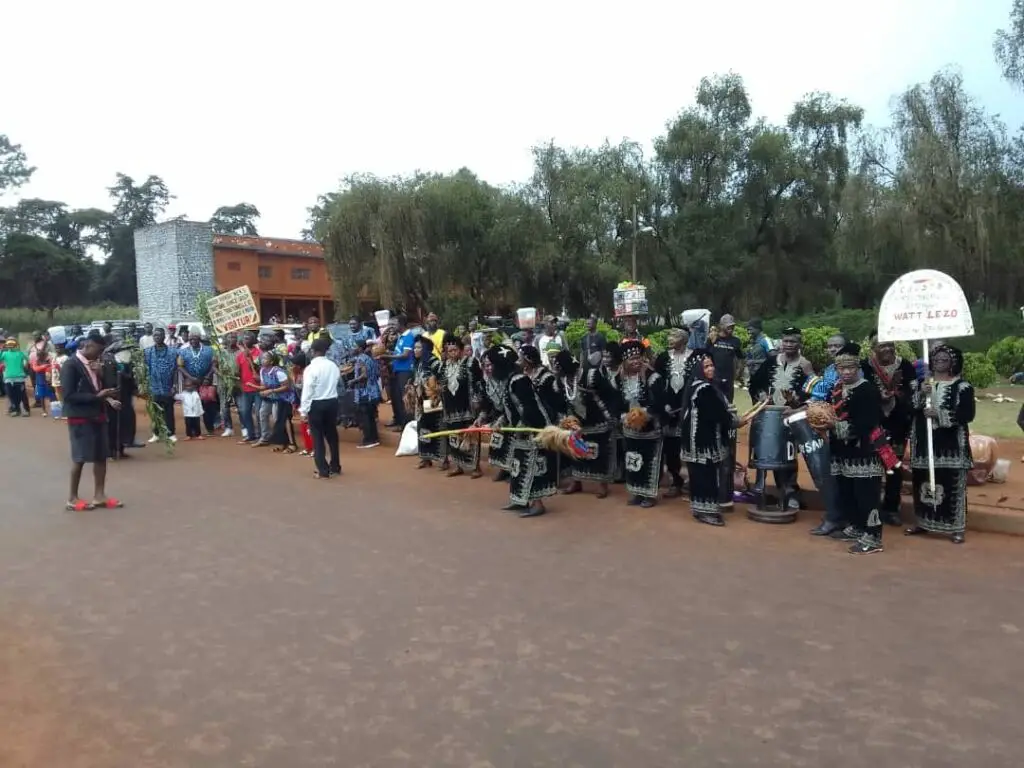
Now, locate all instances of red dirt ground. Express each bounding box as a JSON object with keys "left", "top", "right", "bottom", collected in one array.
[{"left": 2, "top": 404, "right": 1023, "bottom": 767}]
